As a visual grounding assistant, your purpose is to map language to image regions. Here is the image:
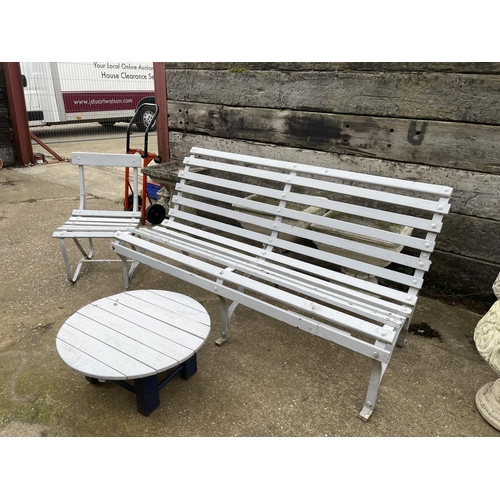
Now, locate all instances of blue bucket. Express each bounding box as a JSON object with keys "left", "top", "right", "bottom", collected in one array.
[{"left": 146, "top": 183, "right": 161, "bottom": 200}]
